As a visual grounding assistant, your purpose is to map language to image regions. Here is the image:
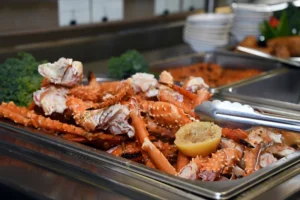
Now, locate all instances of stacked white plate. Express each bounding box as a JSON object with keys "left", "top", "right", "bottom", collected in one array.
[
  {"left": 231, "top": 3, "right": 272, "bottom": 42},
  {"left": 183, "top": 13, "right": 234, "bottom": 52}
]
